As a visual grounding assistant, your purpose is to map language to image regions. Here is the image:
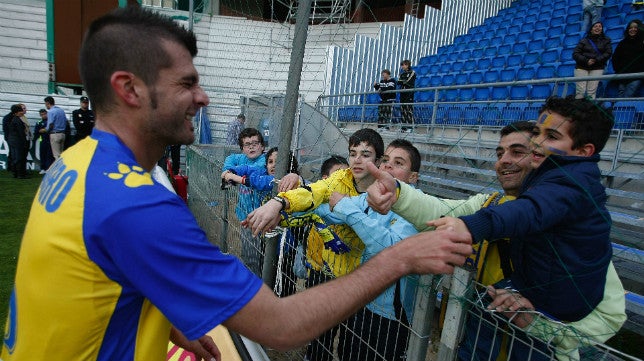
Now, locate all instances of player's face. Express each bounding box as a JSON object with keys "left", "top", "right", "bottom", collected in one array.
[
  {"left": 348, "top": 142, "right": 377, "bottom": 182},
  {"left": 531, "top": 112, "right": 582, "bottom": 169},
  {"left": 146, "top": 40, "right": 209, "bottom": 146},
  {"left": 266, "top": 151, "right": 277, "bottom": 175},
  {"left": 495, "top": 131, "right": 533, "bottom": 197},
  {"left": 380, "top": 146, "right": 418, "bottom": 184}
]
